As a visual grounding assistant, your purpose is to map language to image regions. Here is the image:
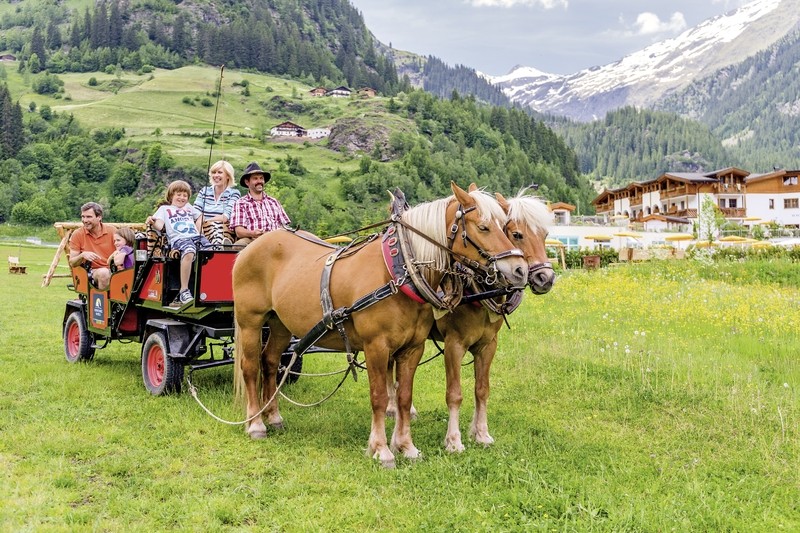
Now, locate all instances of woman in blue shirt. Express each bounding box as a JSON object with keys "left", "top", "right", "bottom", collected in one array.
[{"left": 194, "top": 160, "right": 241, "bottom": 245}]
